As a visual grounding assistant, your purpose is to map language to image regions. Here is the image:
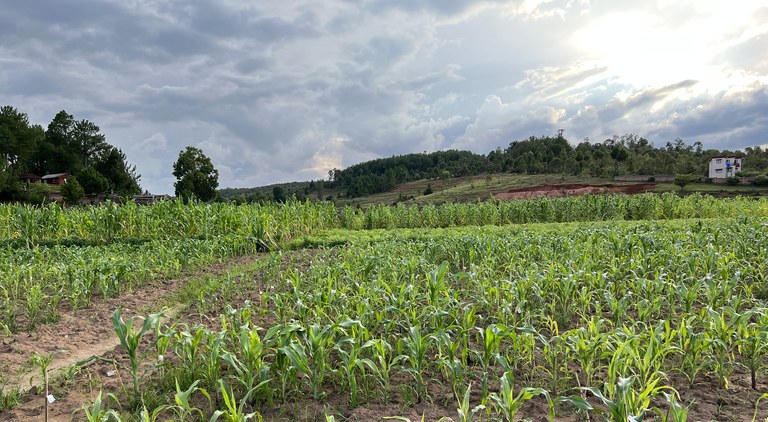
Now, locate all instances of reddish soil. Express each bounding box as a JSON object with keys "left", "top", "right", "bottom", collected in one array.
[{"left": 495, "top": 183, "right": 656, "bottom": 200}]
